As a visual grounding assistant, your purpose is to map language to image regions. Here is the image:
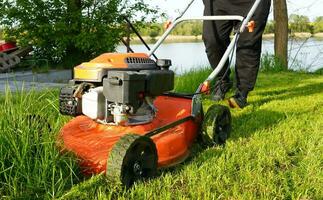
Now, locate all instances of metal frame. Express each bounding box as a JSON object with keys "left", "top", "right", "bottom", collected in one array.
[
  {"left": 148, "top": 15, "right": 244, "bottom": 57},
  {"left": 148, "top": 0, "right": 262, "bottom": 88},
  {"left": 145, "top": 0, "right": 263, "bottom": 117}
]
